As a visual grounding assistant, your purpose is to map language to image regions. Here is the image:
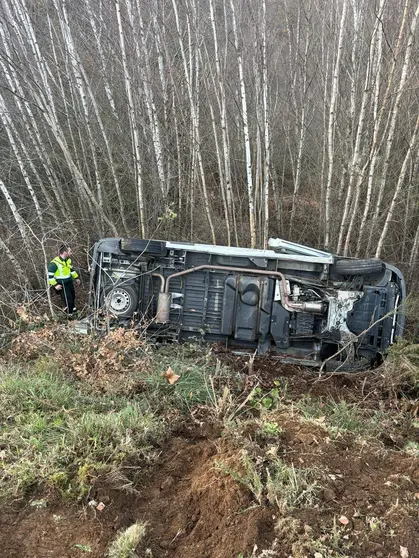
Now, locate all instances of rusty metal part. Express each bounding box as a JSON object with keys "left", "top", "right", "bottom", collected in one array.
[
  {"left": 156, "top": 292, "right": 172, "bottom": 323},
  {"left": 163, "top": 264, "right": 320, "bottom": 313},
  {"left": 152, "top": 273, "right": 165, "bottom": 293}
]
